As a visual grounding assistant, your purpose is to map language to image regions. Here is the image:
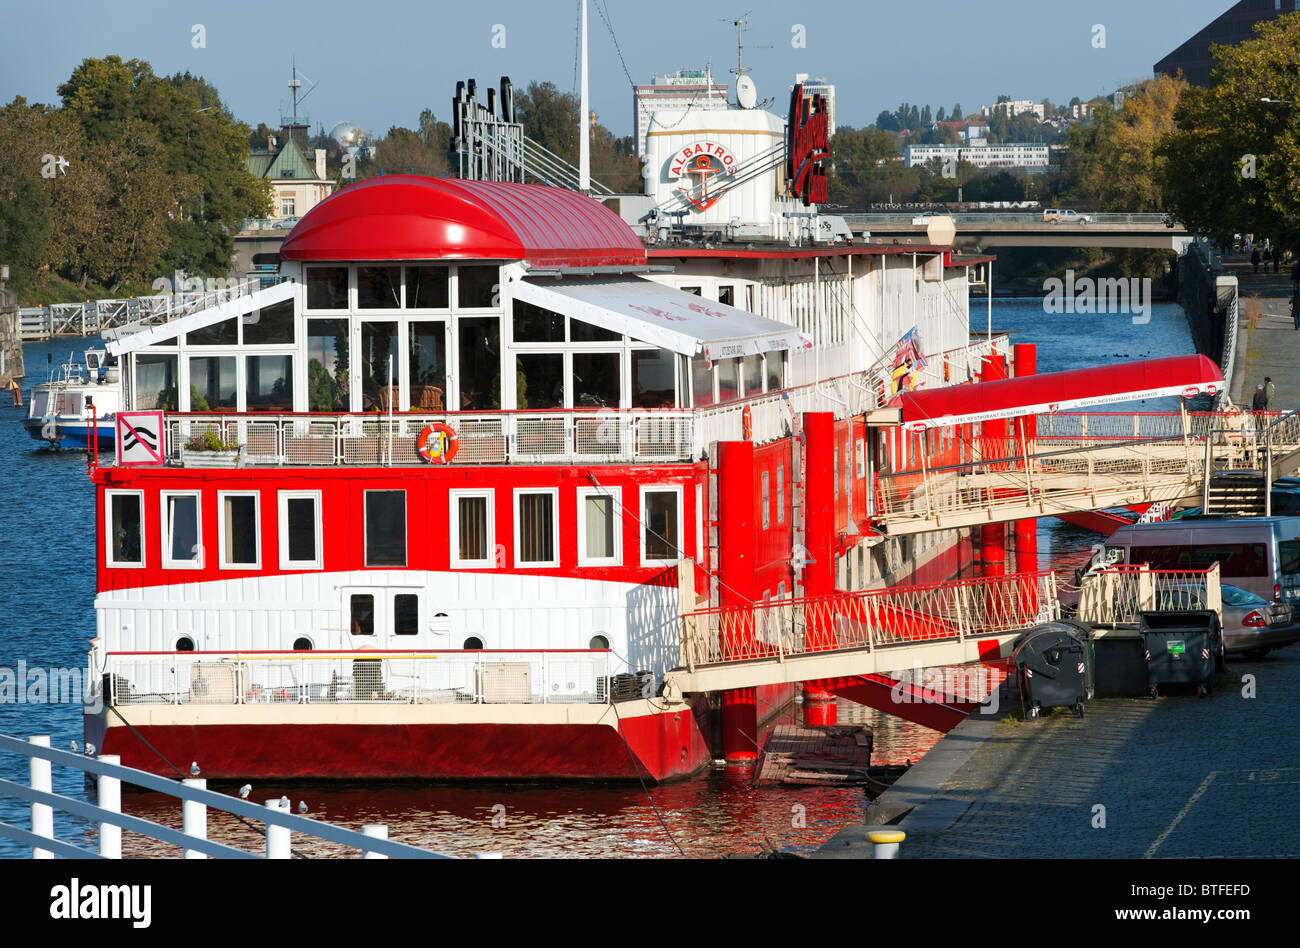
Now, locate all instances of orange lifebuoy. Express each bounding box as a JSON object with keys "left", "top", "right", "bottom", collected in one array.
[
  {"left": 417, "top": 423, "right": 459, "bottom": 464},
  {"left": 742, "top": 405, "right": 753, "bottom": 441}
]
